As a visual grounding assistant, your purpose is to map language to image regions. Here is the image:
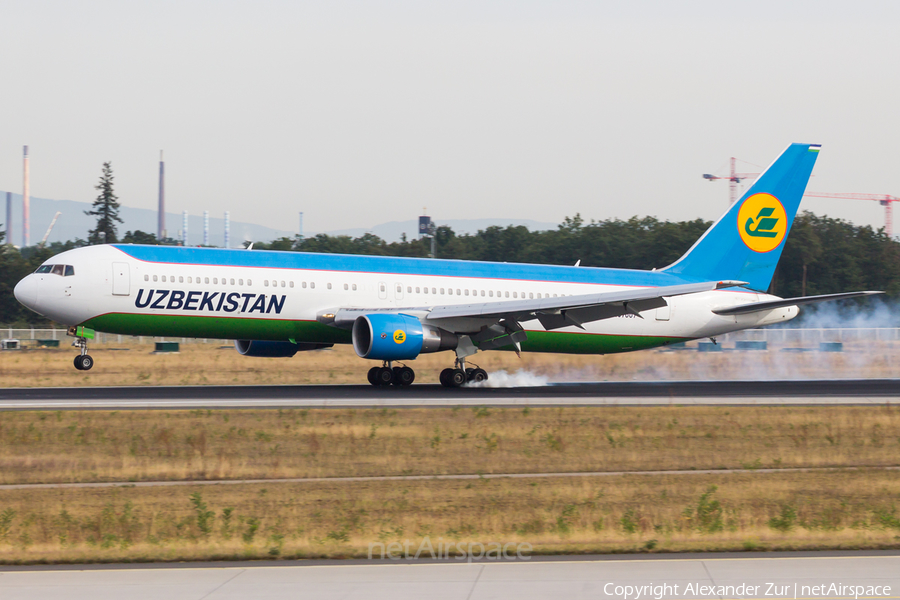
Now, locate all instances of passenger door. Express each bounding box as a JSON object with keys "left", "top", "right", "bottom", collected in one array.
[{"left": 112, "top": 262, "right": 130, "bottom": 296}]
